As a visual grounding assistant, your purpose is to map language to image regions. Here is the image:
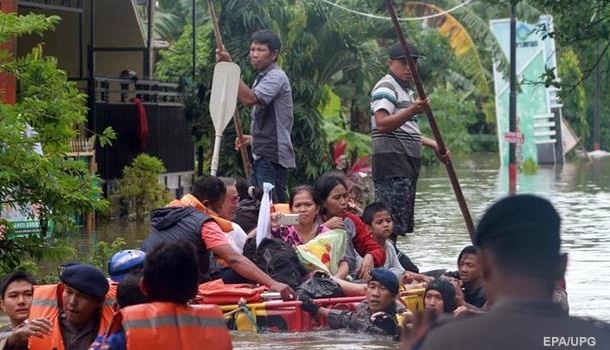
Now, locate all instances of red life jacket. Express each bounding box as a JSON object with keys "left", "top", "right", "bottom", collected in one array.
[
  {"left": 28, "top": 283, "right": 116, "bottom": 350},
  {"left": 116, "top": 301, "right": 231, "bottom": 350}
]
